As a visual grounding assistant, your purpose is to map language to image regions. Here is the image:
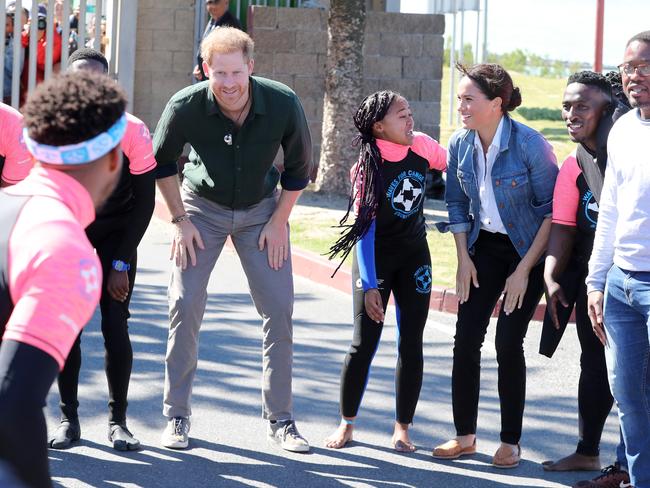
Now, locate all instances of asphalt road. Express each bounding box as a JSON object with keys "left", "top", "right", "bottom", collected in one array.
[{"left": 46, "top": 218, "right": 620, "bottom": 488}]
